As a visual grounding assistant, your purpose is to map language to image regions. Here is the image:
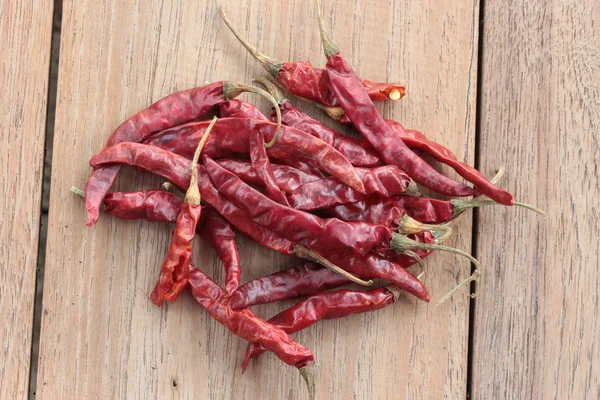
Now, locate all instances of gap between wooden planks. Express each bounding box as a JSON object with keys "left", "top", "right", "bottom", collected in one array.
[{"left": 37, "top": 1, "right": 478, "bottom": 399}]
